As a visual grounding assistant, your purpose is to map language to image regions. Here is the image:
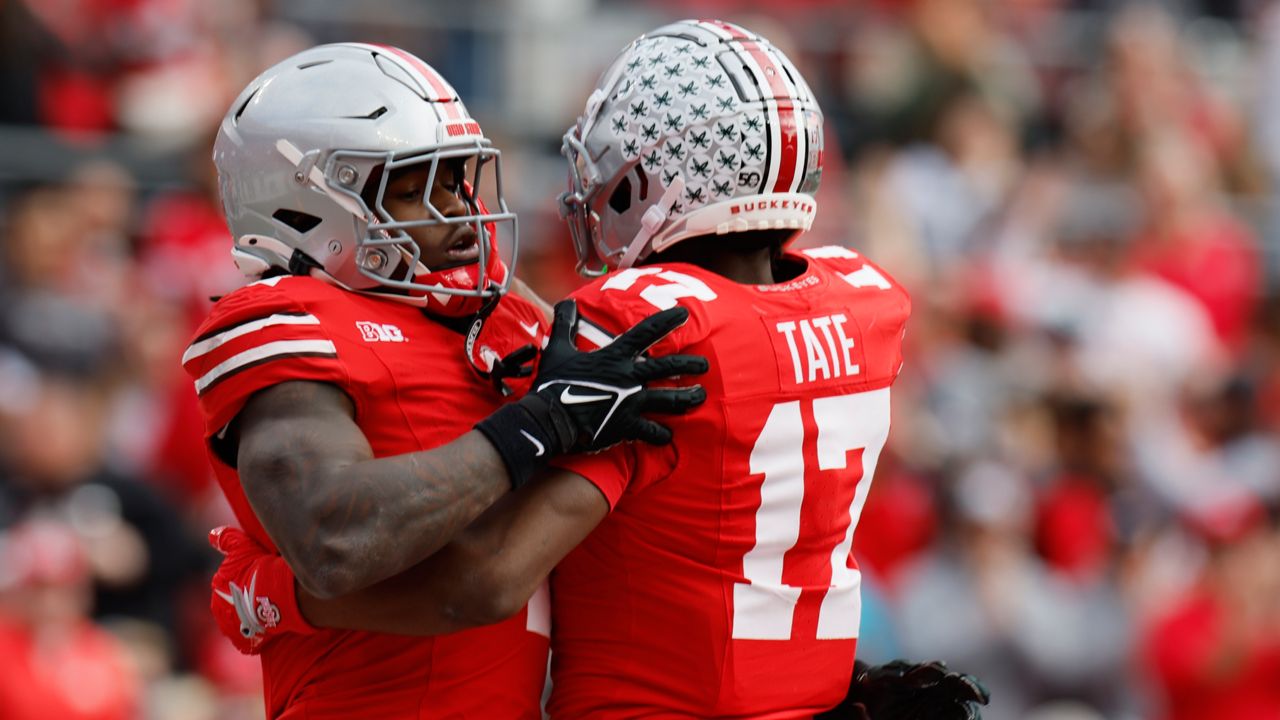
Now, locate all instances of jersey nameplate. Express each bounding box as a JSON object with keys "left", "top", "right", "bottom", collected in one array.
[{"left": 771, "top": 312, "right": 861, "bottom": 387}]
